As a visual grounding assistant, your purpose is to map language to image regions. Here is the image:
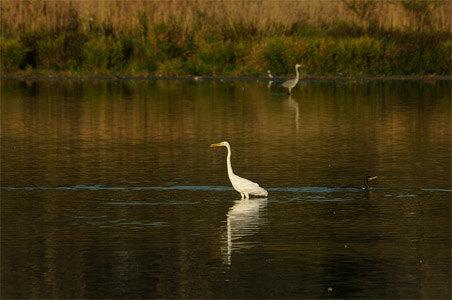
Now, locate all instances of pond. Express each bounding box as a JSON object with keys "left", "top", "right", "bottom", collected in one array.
[{"left": 1, "top": 78, "right": 451, "bottom": 299}]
